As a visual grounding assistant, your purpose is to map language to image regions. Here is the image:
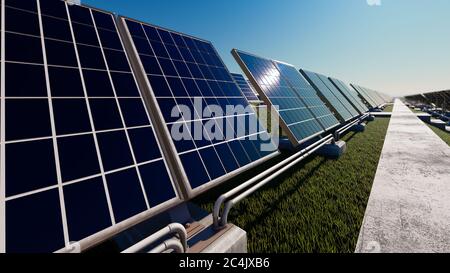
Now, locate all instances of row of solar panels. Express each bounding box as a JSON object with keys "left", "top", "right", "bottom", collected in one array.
[
  {"left": 405, "top": 90, "right": 450, "bottom": 112},
  {"left": 232, "top": 50, "right": 391, "bottom": 146},
  {"left": 0, "top": 0, "right": 391, "bottom": 253}
]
